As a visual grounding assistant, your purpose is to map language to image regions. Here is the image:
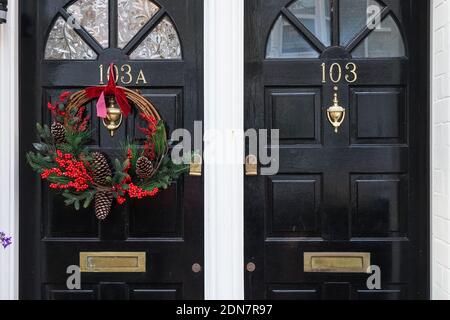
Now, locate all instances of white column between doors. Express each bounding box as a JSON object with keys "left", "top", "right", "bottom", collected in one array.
[{"left": 204, "top": 0, "right": 245, "bottom": 300}]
